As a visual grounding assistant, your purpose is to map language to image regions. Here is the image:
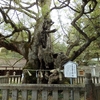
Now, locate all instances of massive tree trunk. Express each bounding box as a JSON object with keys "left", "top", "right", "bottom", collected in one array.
[{"left": 23, "top": 0, "right": 56, "bottom": 83}]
